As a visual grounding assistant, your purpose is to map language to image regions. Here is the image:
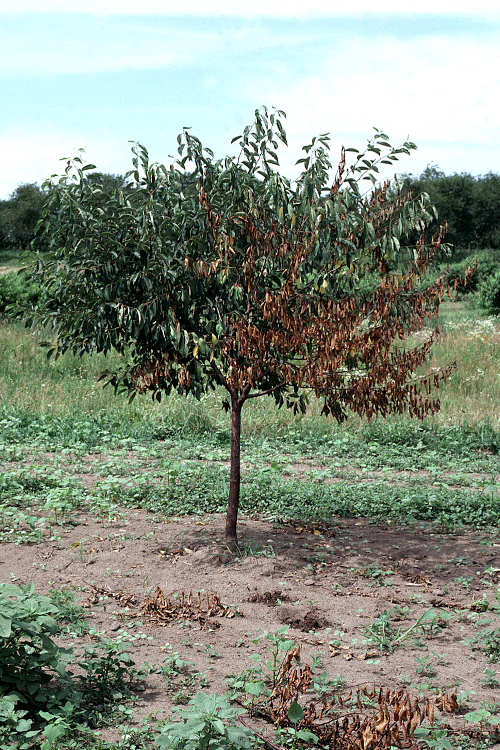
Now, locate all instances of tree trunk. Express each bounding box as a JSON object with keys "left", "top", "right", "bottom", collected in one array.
[{"left": 226, "top": 395, "right": 242, "bottom": 546}]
